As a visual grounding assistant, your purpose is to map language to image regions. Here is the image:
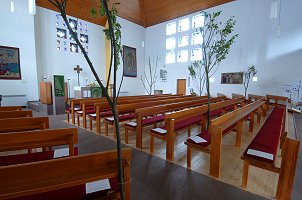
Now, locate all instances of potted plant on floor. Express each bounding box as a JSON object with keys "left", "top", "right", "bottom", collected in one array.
[
  {"left": 187, "top": 11, "right": 238, "bottom": 129},
  {"left": 48, "top": 0, "right": 126, "bottom": 199}
]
